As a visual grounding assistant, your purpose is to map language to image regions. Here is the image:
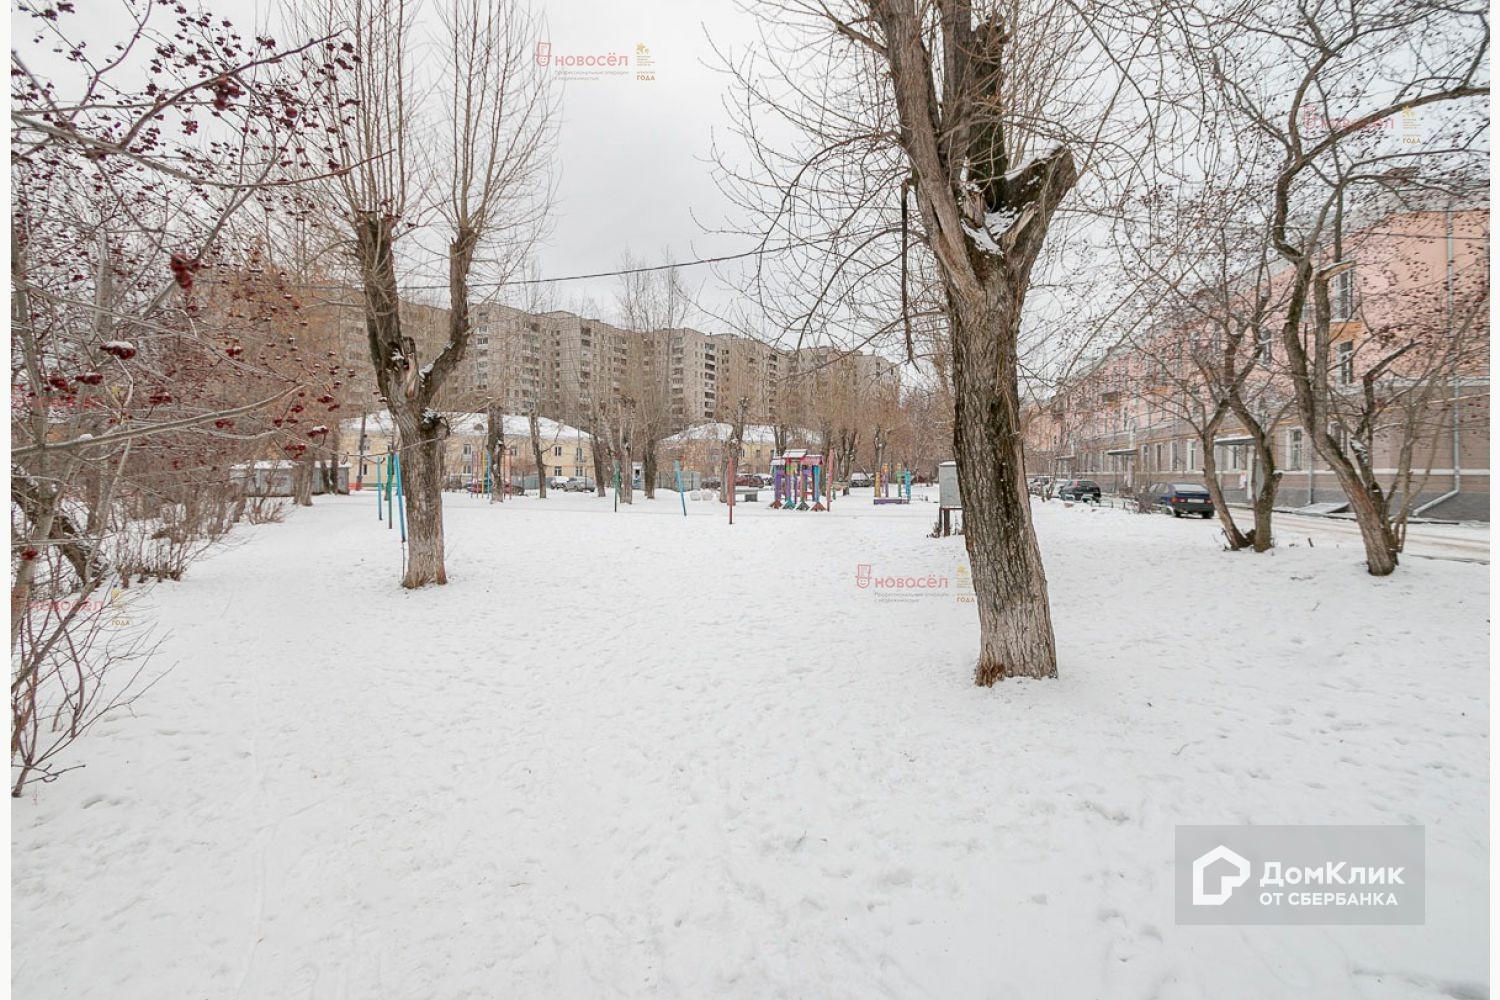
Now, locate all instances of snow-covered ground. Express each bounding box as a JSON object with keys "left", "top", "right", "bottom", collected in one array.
[{"left": 11, "top": 489, "right": 1489, "bottom": 999}]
